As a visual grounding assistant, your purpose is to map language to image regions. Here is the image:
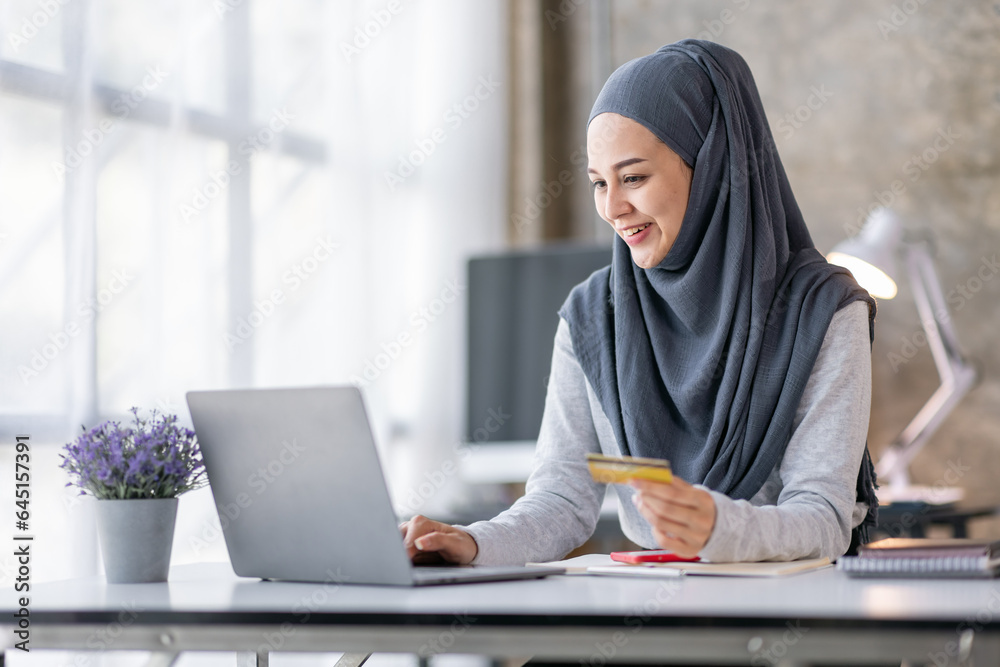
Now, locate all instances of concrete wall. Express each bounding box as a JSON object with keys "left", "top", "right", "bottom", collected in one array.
[{"left": 602, "top": 2, "right": 1000, "bottom": 531}]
